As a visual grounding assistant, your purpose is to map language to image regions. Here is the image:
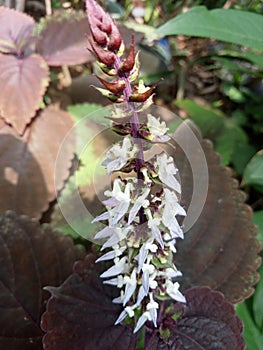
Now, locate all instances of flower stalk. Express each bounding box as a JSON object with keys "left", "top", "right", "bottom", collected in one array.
[{"left": 86, "top": 0, "right": 187, "bottom": 334}]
